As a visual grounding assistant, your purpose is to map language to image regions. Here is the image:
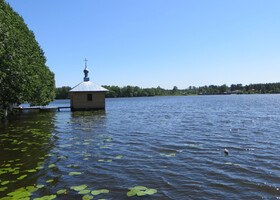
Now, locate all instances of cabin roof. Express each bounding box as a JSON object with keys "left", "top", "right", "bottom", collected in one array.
[{"left": 69, "top": 81, "right": 109, "bottom": 92}]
